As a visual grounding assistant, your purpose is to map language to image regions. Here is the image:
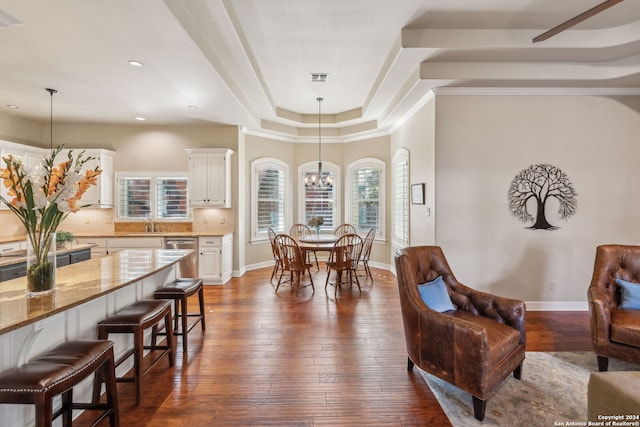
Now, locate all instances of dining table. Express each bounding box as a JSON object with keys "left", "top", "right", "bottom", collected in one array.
[{"left": 296, "top": 234, "right": 337, "bottom": 270}]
